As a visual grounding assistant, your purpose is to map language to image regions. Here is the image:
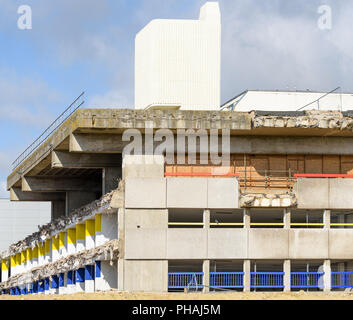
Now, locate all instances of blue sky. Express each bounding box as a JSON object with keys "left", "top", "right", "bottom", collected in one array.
[{"left": 0, "top": 0, "right": 352, "bottom": 197}]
